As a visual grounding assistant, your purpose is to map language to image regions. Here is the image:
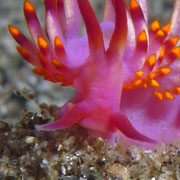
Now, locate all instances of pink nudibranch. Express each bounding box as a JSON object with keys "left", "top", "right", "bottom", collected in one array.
[{"left": 9, "top": 0, "right": 180, "bottom": 145}]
